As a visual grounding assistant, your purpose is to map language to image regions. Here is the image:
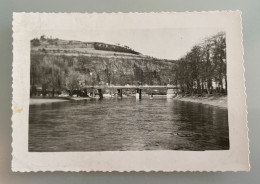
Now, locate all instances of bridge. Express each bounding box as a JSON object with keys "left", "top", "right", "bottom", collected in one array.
[{"left": 82, "top": 85, "right": 179, "bottom": 100}]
